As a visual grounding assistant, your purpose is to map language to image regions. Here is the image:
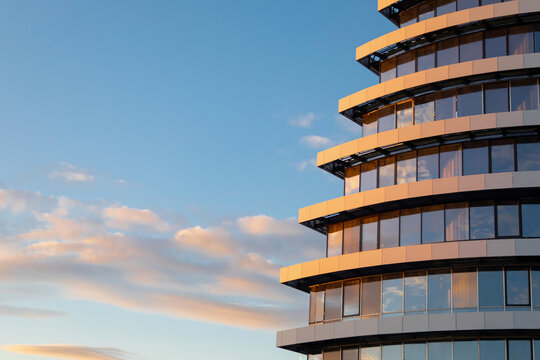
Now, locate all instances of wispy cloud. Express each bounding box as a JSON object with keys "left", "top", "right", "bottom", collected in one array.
[
  {"left": 0, "top": 188, "right": 323, "bottom": 330},
  {"left": 49, "top": 162, "right": 95, "bottom": 183},
  {"left": 295, "top": 159, "right": 317, "bottom": 171},
  {"left": 0, "top": 304, "right": 66, "bottom": 318},
  {"left": 289, "top": 113, "right": 315, "bottom": 128},
  {"left": 299, "top": 135, "right": 331, "bottom": 148},
  {"left": 2, "top": 344, "right": 131, "bottom": 360}
]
